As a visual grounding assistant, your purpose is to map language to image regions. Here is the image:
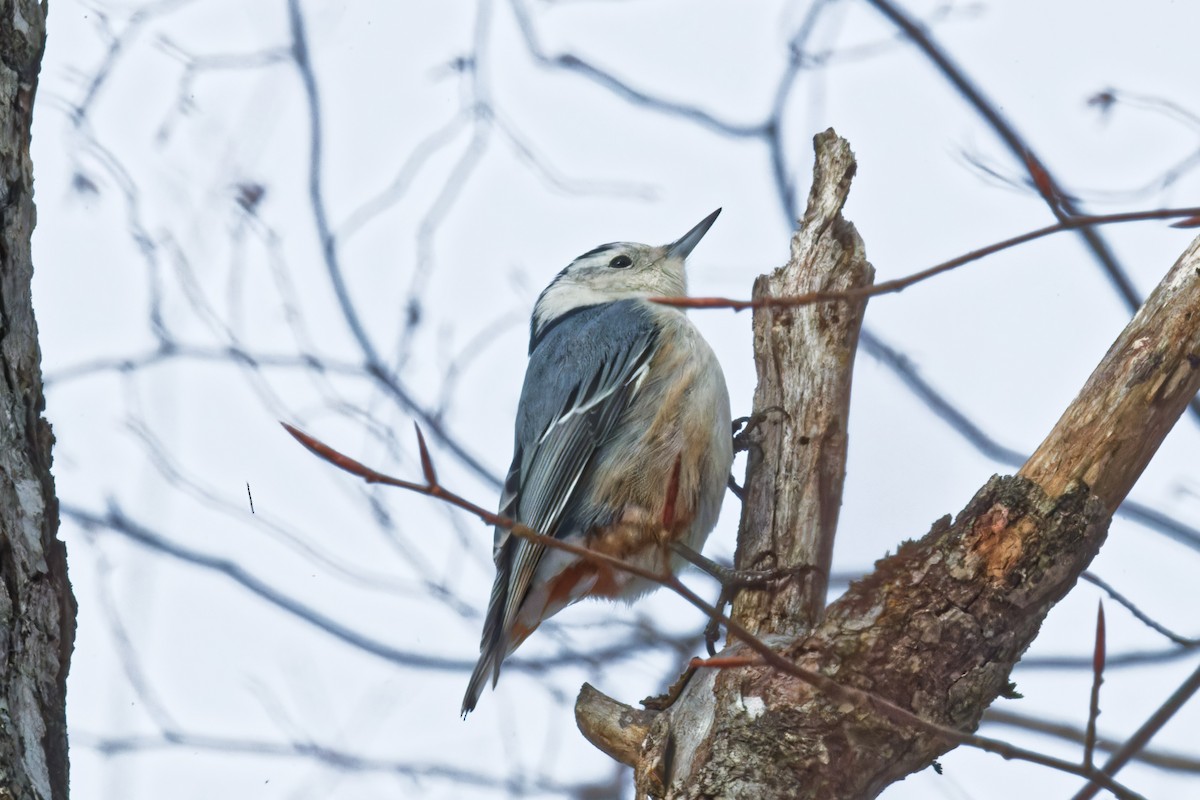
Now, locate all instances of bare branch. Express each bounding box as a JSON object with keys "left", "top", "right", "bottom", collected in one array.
[
  {"left": 574, "top": 684, "right": 656, "bottom": 768},
  {"left": 859, "top": 330, "right": 1200, "bottom": 555},
  {"left": 283, "top": 400, "right": 1143, "bottom": 797},
  {"left": 286, "top": 0, "right": 502, "bottom": 489},
  {"left": 864, "top": 0, "right": 1140, "bottom": 307},
  {"left": 983, "top": 708, "right": 1200, "bottom": 773},
  {"left": 1084, "top": 601, "right": 1106, "bottom": 769},
  {"left": 575, "top": 137, "right": 1200, "bottom": 798},
  {"left": 1073, "top": 663, "right": 1200, "bottom": 800},
  {"left": 865, "top": 0, "right": 1200, "bottom": 428},
  {"left": 1019, "top": 235, "right": 1200, "bottom": 510},
  {"left": 653, "top": 206, "right": 1200, "bottom": 312},
  {"left": 1081, "top": 573, "right": 1199, "bottom": 646}
]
